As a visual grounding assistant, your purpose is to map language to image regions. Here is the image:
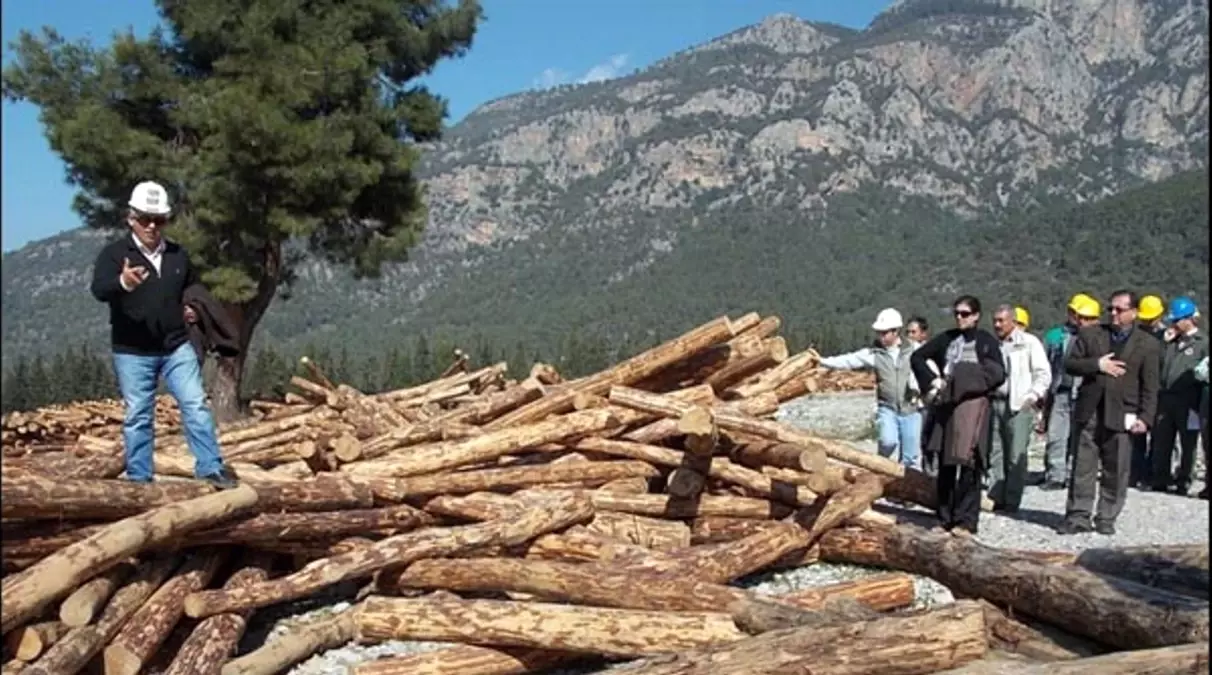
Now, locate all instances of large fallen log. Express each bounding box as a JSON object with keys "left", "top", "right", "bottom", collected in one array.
[
  {"left": 354, "top": 595, "right": 748, "bottom": 658},
  {"left": 20, "top": 555, "right": 179, "bottom": 675},
  {"left": 219, "top": 606, "right": 358, "bottom": 675},
  {"left": 103, "top": 549, "right": 226, "bottom": 675},
  {"left": 934, "top": 642, "right": 1209, "bottom": 674},
  {"left": 611, "top": 600, "right": 988, "bottom": 675},
  {"left": 184, "top": 491, "right": 593, "bottom": 618},
  {"left": 163, "top": 554, "right": 273, "bottom": 675},
  {"left": 0, "top": 485, "right": 257, "bottom": 633},
  {"left": 1072, "top": 543, "right": 1209, "bottom": 600},
  {"left": 4, "top": 620, "right": 68, "bottom": 662},
  {"left": 351, "top": 645, "right": 568, "bottom": 675},
  {"left": 820, "top": 524, "right": 1211, "bottom": 650}
]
